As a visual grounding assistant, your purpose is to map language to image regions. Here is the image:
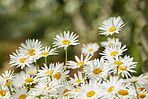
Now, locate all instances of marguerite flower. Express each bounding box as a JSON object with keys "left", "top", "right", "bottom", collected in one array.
[
  {"left": 84, "top": 58, "right": 110, "bottom": 81},
  {"left": 81, "top": 43, "right": 99, "bottom": 56},
  {"left": 53, "top": 31, "right": 79, "bottom": 50},
  {"left": 100, "top": 37, "right": 121, "bottom": 47},
  {"left": 12, "top": 87, "right": 28, "bottom": 99},
  {"left": 67, "top": 54, "right": 92, "bottom": 69},
  {"left": 19, "top": 39, "right": 43, "bottom": 62},
  {"left": 9, "top": 50, "right": 32, "bottom": 69},
  {"left": 98, "top": 16, "right": 125, "bottom": 36},
  {"left": 100, "top": 43, "right": 127, "bottom": 58},
  {"left": 40, "top": 46, "right": 58, "bottom": 58}
]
